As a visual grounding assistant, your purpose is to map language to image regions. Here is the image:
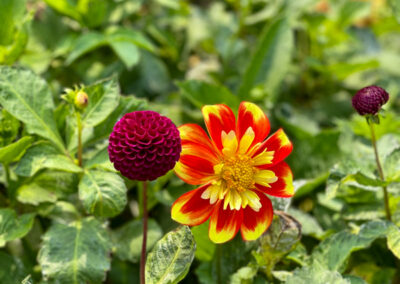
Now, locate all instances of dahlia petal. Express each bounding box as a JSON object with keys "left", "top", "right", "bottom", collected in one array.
[
  {"left": 221, "top": 130, "right": 238, "bottom": 157},
  {"left": 237, "top": 102, "right": 270, "bottom": 149},
  {"left": 171, "top": 184, "right": 215, "bottom": 226},
  {"left": 174, "top": 161, "right": 216, "bottom": 185},
  {"left": 254, "top": 170, "right": 278, "bottom": 187},
  {"left": 253, "top": 129, "right": 292, "bottom": 167},
  {"left": 255, "top": 162, "right": 294, "bottom": 197},
  {"left": 238, "top": 127, "right": 255, "bottom": 154},
  {"left": 202, "top": 104, "right": 236, "bottom": 151},
  {"left": 201, "top": 184, "right": 222, "bottom": 204},
  {"left": 241, "top": 191, "right": 273, "bottom": 241},
  {"left": 241, "top": 190, "right": 261, "bottom": 211},
  {"left": 209, "top": 202, "right": 243, "bottom": 243},
  {"left": 252, "top": 150, "right": 274, "bottom": 166},
  {"left": 179, "top": 124, "right": 218, "bottom": 159}
]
